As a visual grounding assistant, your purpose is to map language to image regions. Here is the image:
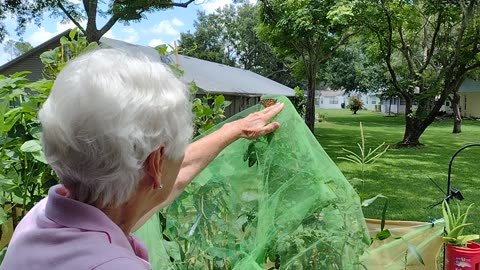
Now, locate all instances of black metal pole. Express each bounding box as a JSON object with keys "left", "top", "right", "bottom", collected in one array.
[
  {"left": 446, "top": 143, "right": 480, "bottom": 202},
  {"left": 443, "top": 143, "right": 480, "bottom": 270}
]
